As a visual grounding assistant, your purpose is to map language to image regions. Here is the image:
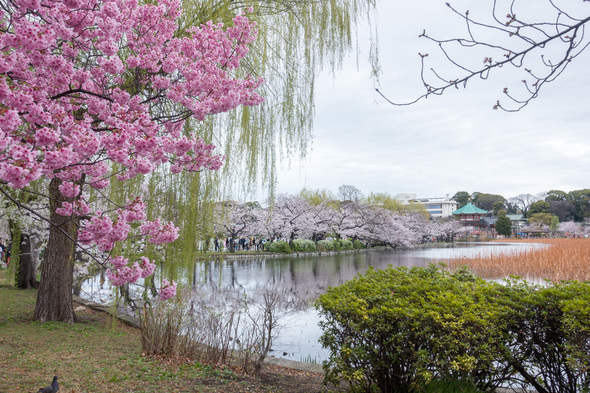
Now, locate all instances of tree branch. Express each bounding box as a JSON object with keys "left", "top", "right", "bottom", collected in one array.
[
  {"left": 0, "top": 185, "right": 108, "bottom": 269},
  {"left": 377, "top": 0, "right": 590, "bottom": 111}
]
